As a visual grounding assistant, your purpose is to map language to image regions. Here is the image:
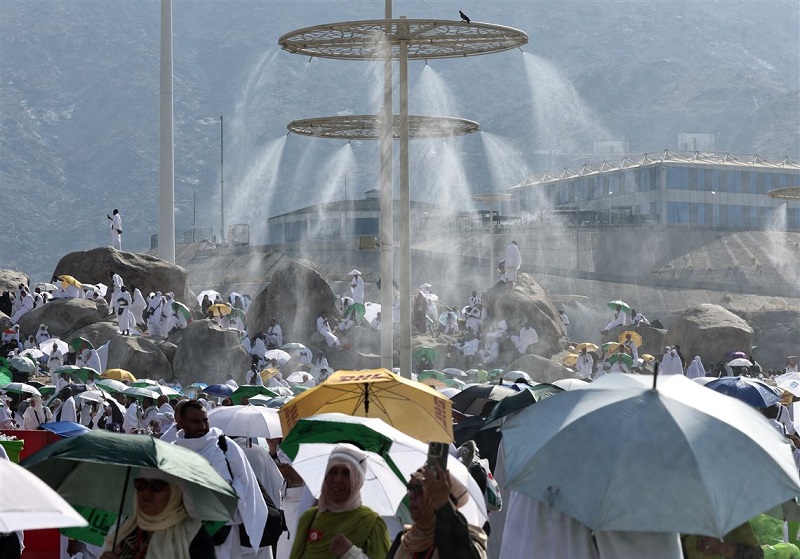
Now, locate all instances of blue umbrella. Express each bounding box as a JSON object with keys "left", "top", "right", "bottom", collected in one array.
[
  {"left": 204, "top": 384, "right": 234, "bottom": 398},
  {"left": 704, "top": 376, "right": 781, "bottom": 408},
  {"left": 40, "top": 421, "right": 91, "bottom": 438}
]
